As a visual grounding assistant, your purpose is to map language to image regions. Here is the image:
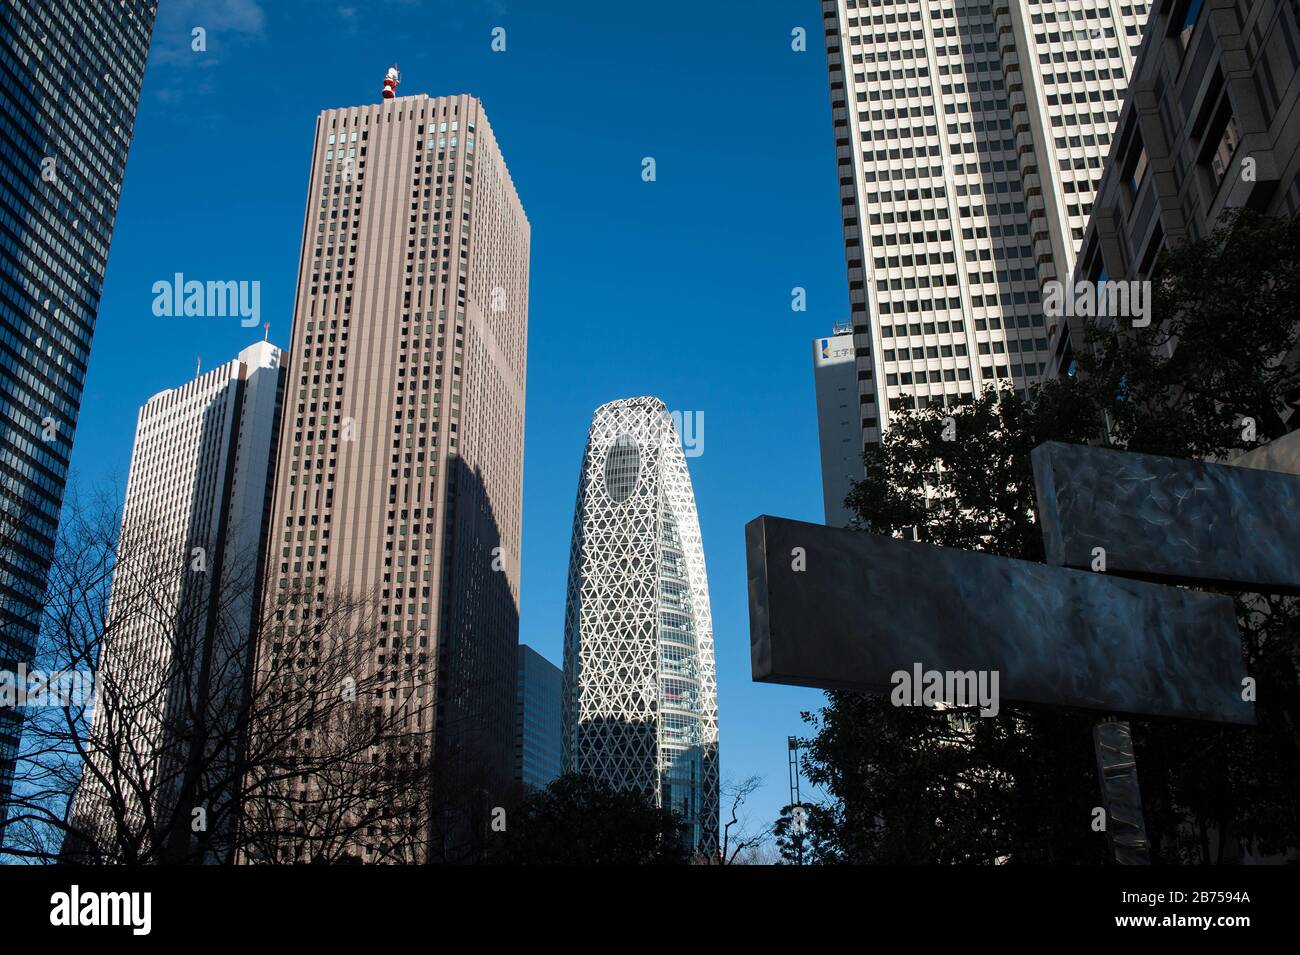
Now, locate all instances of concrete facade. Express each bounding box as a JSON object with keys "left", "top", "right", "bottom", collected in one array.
[
  {"left": 1045, "top": 0, "right": 1300, "bottom": 380},
  {"left": 70, "top": 341, "right": 285, "bottom": 862},
  {"left": 812, "top": 327, "right": 860, "bottom": 526},
  {"left": 251, "top": 93, "right": 529, "bottom": 862},
  {"left": 820, "top": 0, "right": 1149, "bottom": 459}
]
